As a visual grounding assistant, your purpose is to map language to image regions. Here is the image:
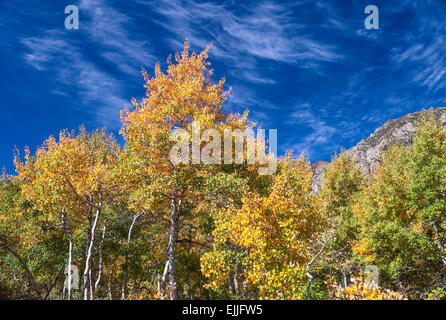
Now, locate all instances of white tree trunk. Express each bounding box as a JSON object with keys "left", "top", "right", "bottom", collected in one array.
[
  {"left": 83, "top": 207, "right": 101, "bottom": 300},
  {"left": 432, "top": 223, "right": 446, "bottom": 268},
  {"left": 159, "top": 198, "right": 180, "bottom": 300},
  {"left": 94, "top": 223, "right": 106, "bottom": 294},
  {"left": 108, "top": 269, "right": 113, "bottom": 300},
  {"left": 67, "top": 235, "right": 73, "bottom": 300},
  {"left": 121, "top": 213, "right": 141, "bottom": 300},
  {"left": 61, "top": 210, "right": 73, "bottom": 301}
]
